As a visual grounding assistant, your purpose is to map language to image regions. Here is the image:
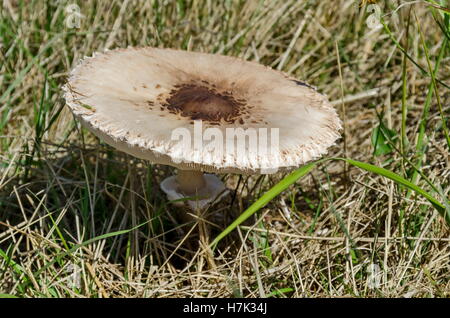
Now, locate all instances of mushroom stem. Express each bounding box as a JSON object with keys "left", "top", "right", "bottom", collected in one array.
[{"left": 176, "top": 169, "right": 206, "bottom": 195}]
